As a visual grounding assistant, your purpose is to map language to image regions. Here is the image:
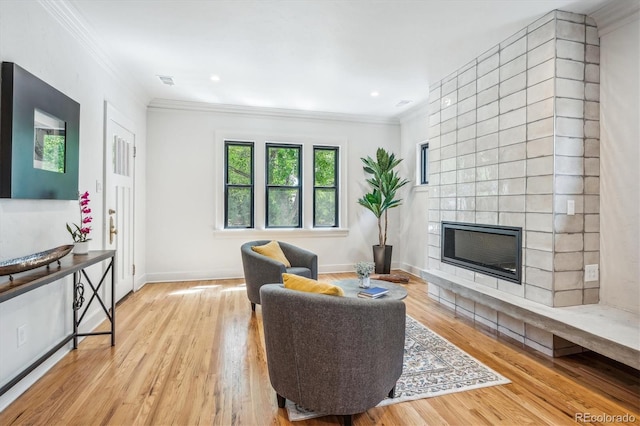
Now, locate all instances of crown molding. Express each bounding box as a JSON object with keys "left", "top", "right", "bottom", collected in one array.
[
  {"left": 591, "top": 0, "right": 640, "bottom": 36},
  {"left": 37, "top": 0, "right": 151, "bottom": 107},
  {"left": 147, "top": 99, "right": 401, "bottom": 125},
  {"left": 37, "top": 0, "right": 404, "bottom": 126}
]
